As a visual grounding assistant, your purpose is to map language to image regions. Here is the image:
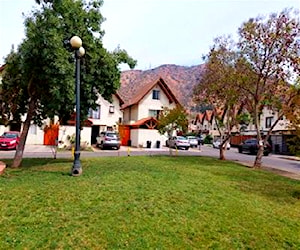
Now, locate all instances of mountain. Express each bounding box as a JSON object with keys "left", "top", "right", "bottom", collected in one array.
[{"left": 119, "top": 64, "right": 205, "bottom": 109}]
